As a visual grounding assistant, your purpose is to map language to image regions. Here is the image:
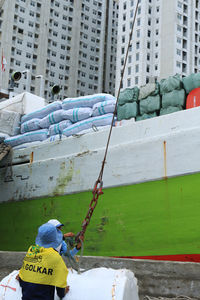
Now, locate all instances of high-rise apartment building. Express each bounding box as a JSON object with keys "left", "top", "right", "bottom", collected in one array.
[
  {"left": 0, "top": 0, "right": 118, "bottom": 101},
  {"left": 116, "top": 0, "right": 200, "bottom": 92}
]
